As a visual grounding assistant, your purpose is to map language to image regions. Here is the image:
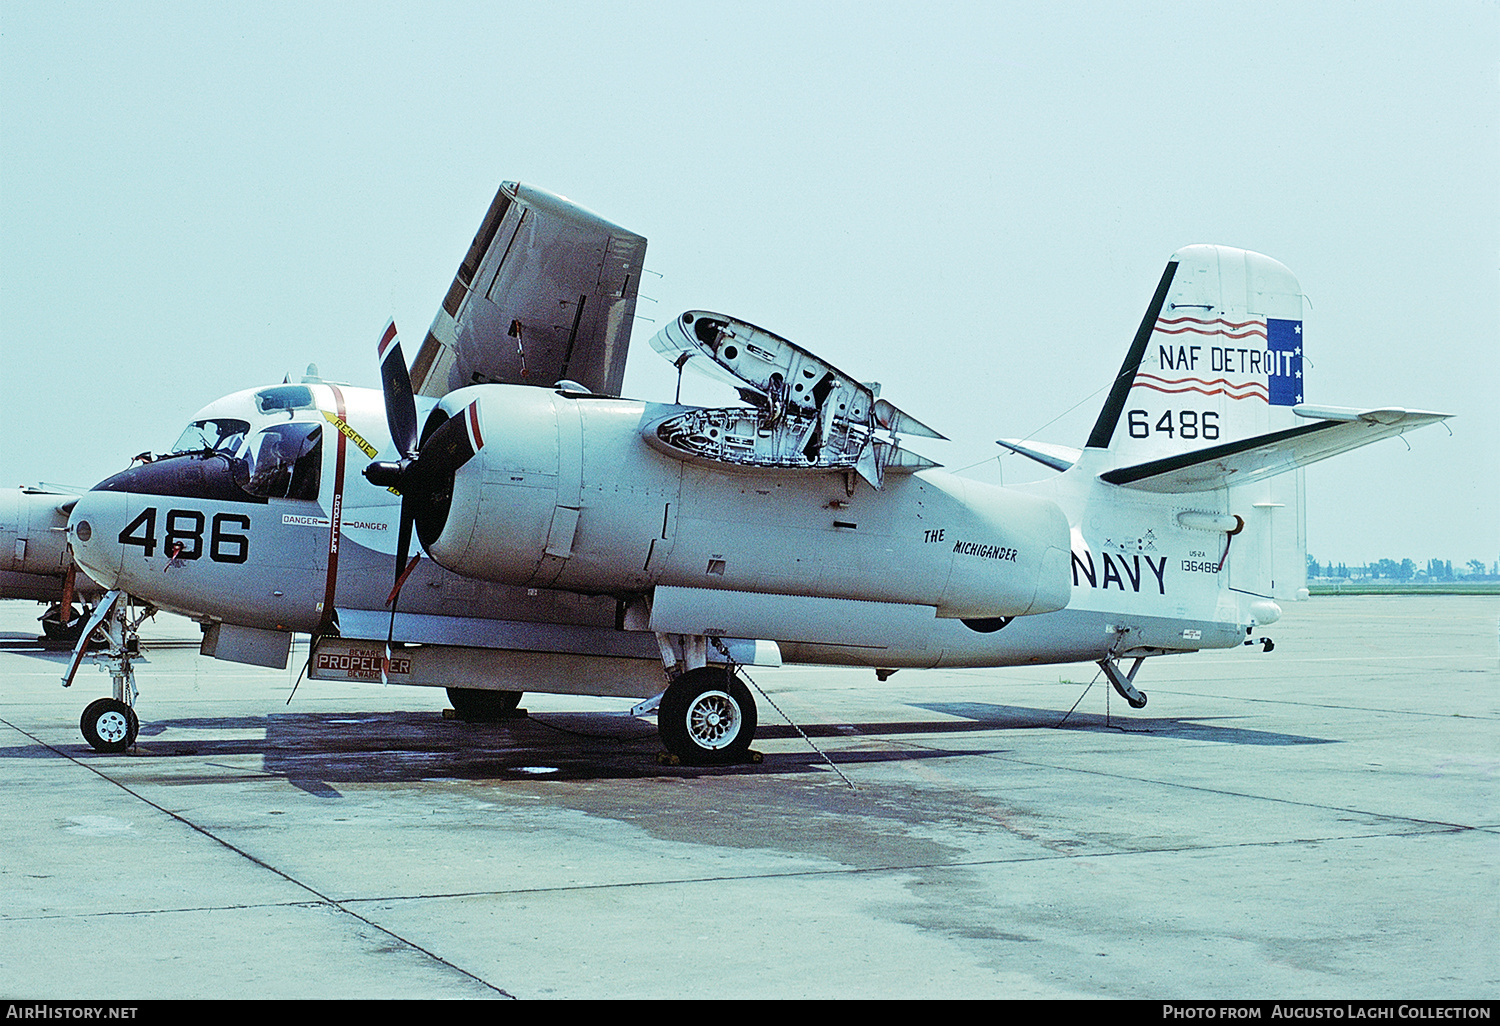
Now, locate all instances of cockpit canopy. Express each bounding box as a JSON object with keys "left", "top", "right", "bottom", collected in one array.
[
  {"left": 94, "top": 385, "right": 332, "bottom": 506},
  {"left": 253, "top": 385, "right": 316, "bottom": 415},
  {"left": 172, "top": 388, "right": 326, "bottom": 500},
  {"left": 238, "top": 423, "right": 322, "bottom": 500}
]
